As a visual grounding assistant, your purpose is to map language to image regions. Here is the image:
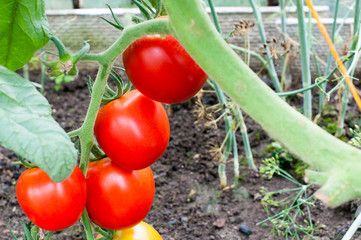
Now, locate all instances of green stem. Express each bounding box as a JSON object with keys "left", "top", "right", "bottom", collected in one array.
[
  {"left": 218, "top": 116, "right": 232, "bottom": 188},
  {"left": 163, "top": 0, "right": 361, "bottom": 207},
  {"left": 70, "top": 18, "right": 171, "bottom": 238},
  {"left": 335, "top": 0, "right": 361, "bottom": 137},
  {"left": 41, "top": 62, "right": 46, "bottom": 94},
  {"left": 234, "top": 107, "right": 256, "bottom": 170},
  {"left": 99, "top": 19, "right": 170, "bottom": 64},
  {"left": 229, "top": 44, "right": 270, "bottom": 73},
  {"left": 23, "top": 63, "right": 29, "bottom": 81},
  {"left": 81, "top": 210, "right": 94, "bottom": 240},
  {"left": 248, "top": 0, "right": 282, "bottom": 92},
  {"left": 207, "top": 0, "right": 252, "bottom": 185},
  {"left": 231, "top": 129, "right": 239, "bottom": 186},
  {"left": 207, "top": 0, "right": 221, "bottom": 33},
  {"left": 44, "top": 232, "right": 53, "bottom": 240},
  {"left": 318, "top": 0, "right": 340, "bottom": 111},
  {"left": 75, "top": 19, "right": 171, "bottom": 175},
  {"left": 49, "top": 35, "right": 71, "bottom": 62},
  {"left": 279, "top": 0, "right": 291, "bottom": 89},
  {"left": 78, "top": 64, "right": 111, "bottom": 174},
  {"left": 277, "top": 79, "right": 327, "bottom": 97},
  {"left": 296, "top": 0, "right": 312, "bottom": 119},
  {"left": 308, "top": 12, "right": 322, "bottom": 79}
]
